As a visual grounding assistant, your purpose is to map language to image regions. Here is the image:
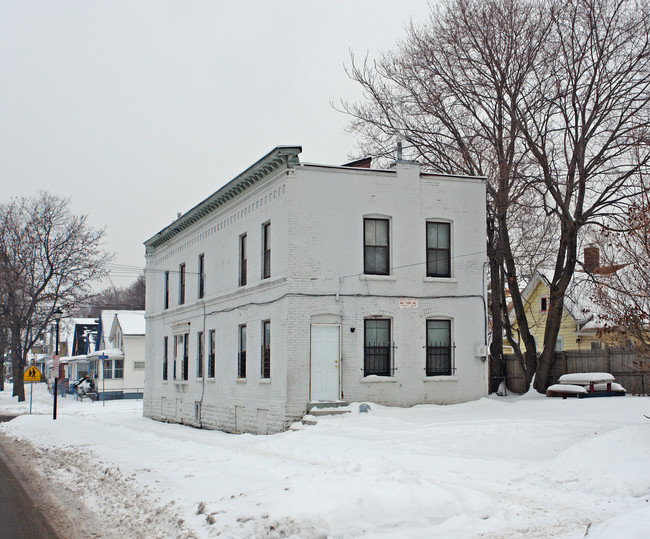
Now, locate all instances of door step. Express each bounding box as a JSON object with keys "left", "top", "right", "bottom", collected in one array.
[
  {"left": 306, "top": 400, "right": 349, "bottom": 411},
  {"left": 302, "top": 402, "right": 351, "bottom": 426}
]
